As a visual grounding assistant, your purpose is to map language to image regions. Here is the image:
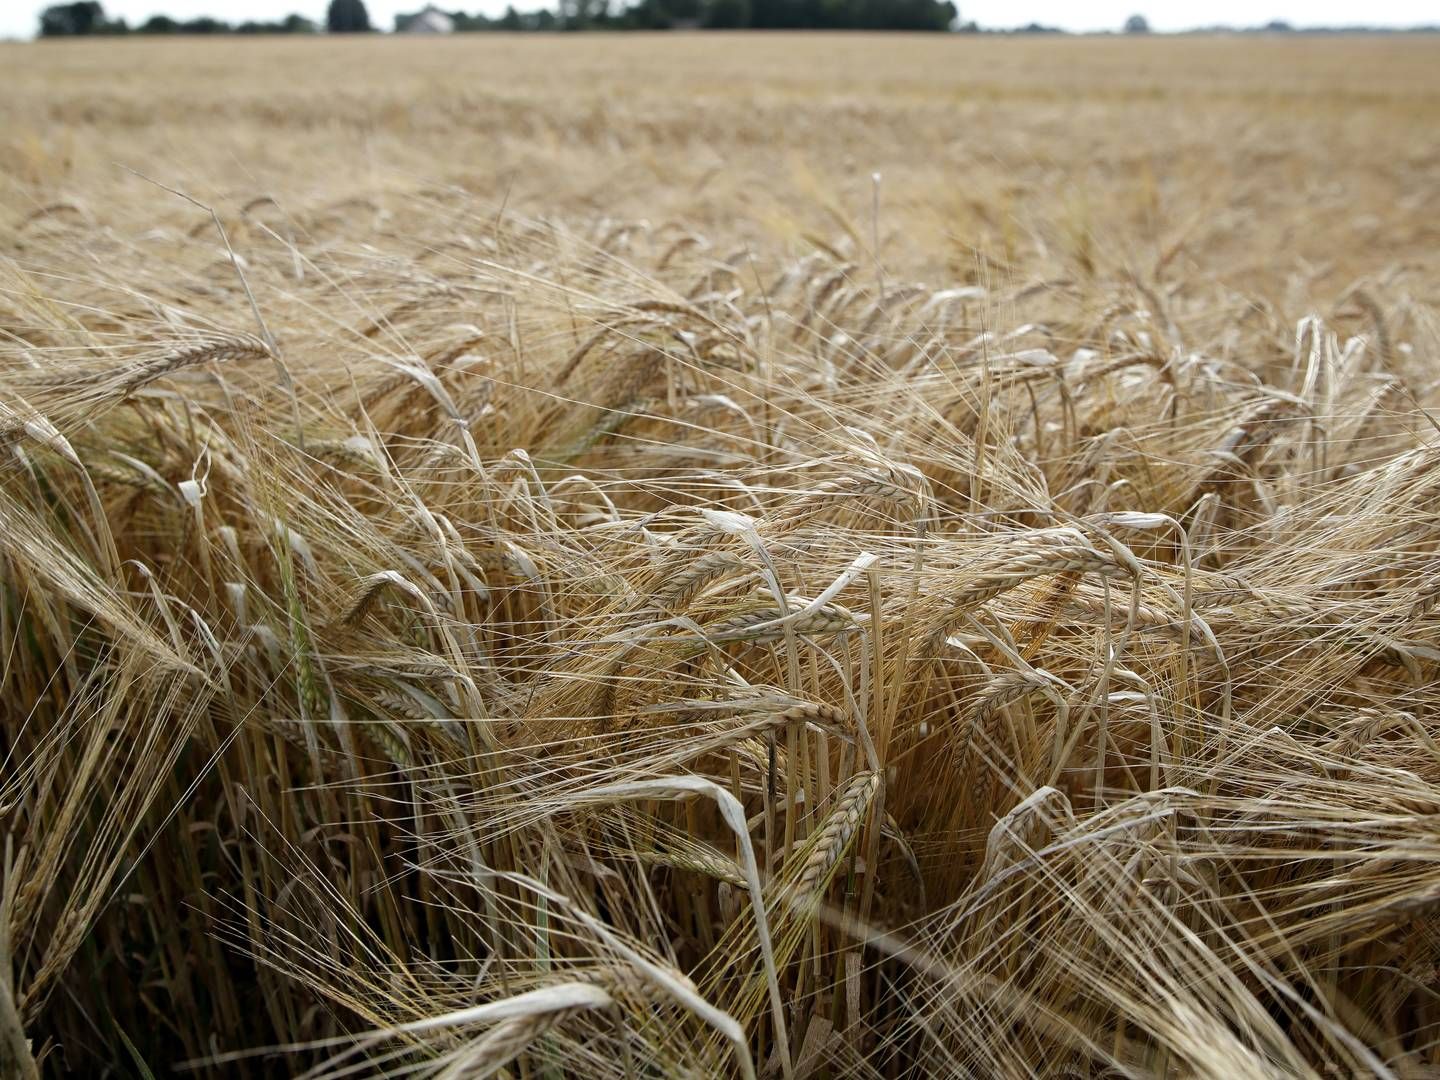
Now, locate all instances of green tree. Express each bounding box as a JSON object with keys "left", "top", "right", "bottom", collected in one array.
[
  {"left": 451, "top": 10, "right": 494, "bottom": 30},
  {"left": 560, "top": 0, "right": 609, "bottom": 29},
  {"left": 39, "top": 1, "right": 106, "bottom": 36},
  {"left": 749, "top": 0, "right": 803, "bottom": 27},
  {"left": 703, "top": 0, "right": 750, "bottom": 27},
  {"left": 327, "top": 0, "right": 373, "bottom": 32}
]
